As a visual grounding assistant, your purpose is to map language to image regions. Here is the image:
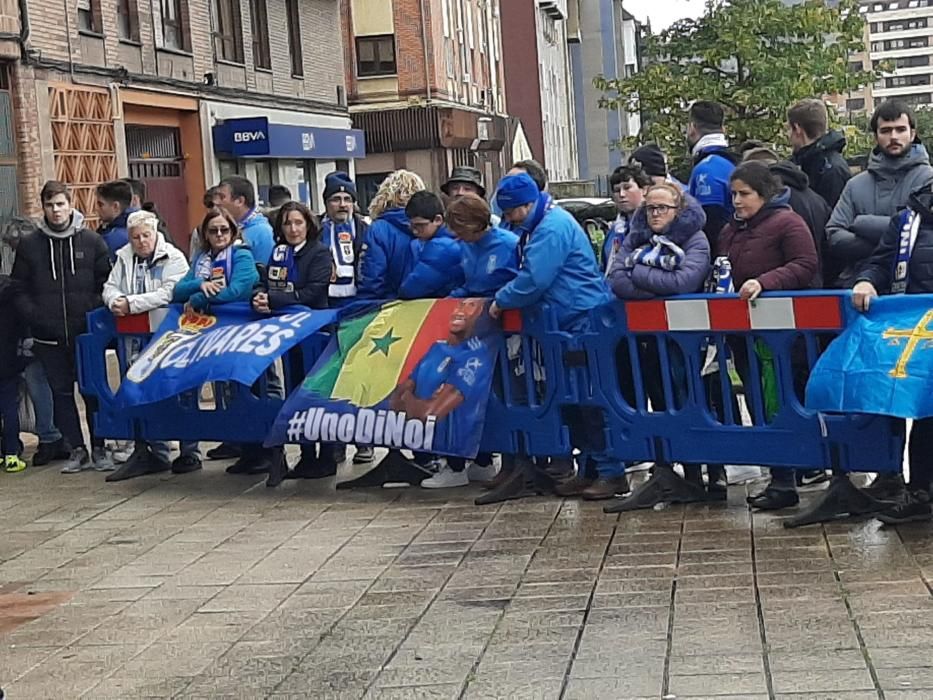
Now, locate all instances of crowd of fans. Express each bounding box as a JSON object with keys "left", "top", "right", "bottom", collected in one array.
[{"left": 1, "top": 97, "right": 932, "bottom": 523}]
